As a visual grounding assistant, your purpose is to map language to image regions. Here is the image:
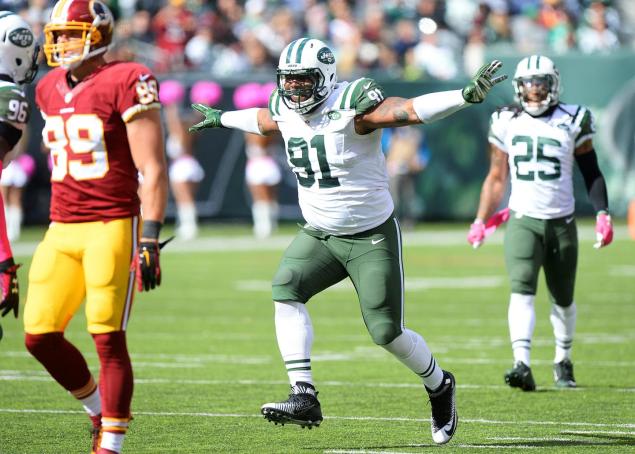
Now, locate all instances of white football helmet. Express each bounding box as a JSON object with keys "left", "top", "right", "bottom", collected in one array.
[
  {"left": 513, "top": 55, "right": 560, "bottom": 116},
  {"left": 0, "top": 12, "right": 39, "bottom": 84},
  {"left": 277, "top": 38, "right": 337, "bottom": 115}
]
